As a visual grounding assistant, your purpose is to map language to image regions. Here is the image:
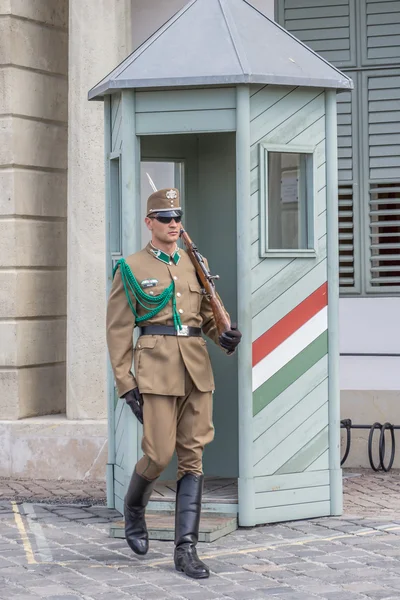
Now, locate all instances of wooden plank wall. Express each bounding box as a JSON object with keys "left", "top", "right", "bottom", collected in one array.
[
  {"left": 111, "top": 94, "right": 123, "bottom": 153},
  {"left": 135, "top": 88, "right": 236, "bottom": 135},
  {"left": 250, "top": 85, "right": 330, "bottom": 523}
]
